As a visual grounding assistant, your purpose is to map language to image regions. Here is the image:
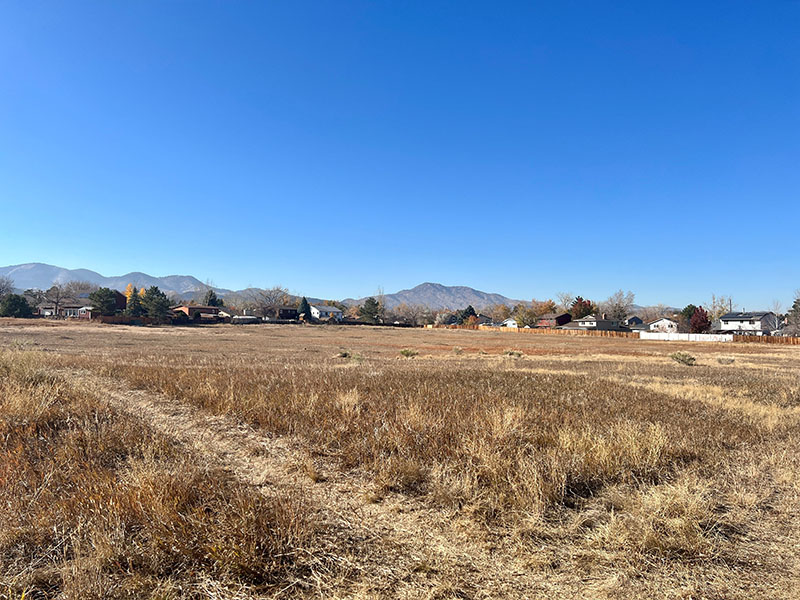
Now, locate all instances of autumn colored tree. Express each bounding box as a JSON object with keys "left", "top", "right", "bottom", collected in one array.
[
  {"left": 125, "top": 287, "right": 145, "bottom": 316},
  {"left": 139, "top": 287, "right": 146, "bottom": 298},
  {"left": 531, "top": 299, "right": 557, "bottom": 318},
  {"left": 570, "top": 296, "right": 596, "bottom": 319},
  {"left": 690, "top": 306, "right": 711, "bottom": 333}
]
